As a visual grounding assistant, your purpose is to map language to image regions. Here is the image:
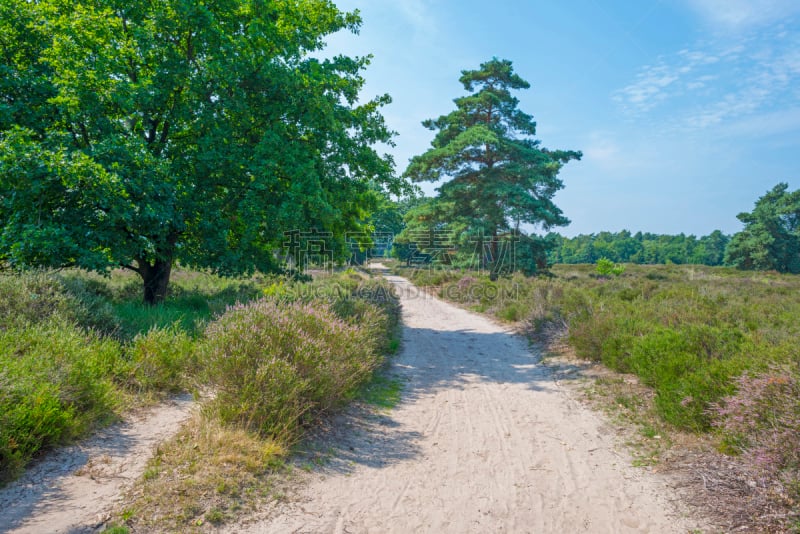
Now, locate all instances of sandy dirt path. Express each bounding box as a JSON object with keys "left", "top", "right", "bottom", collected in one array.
[
  {"left": 0, "top": 395, "right": 195, "bottom": 534},
  {"left": 230, "top": 268, "right": 699, "bottom": 533}
]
